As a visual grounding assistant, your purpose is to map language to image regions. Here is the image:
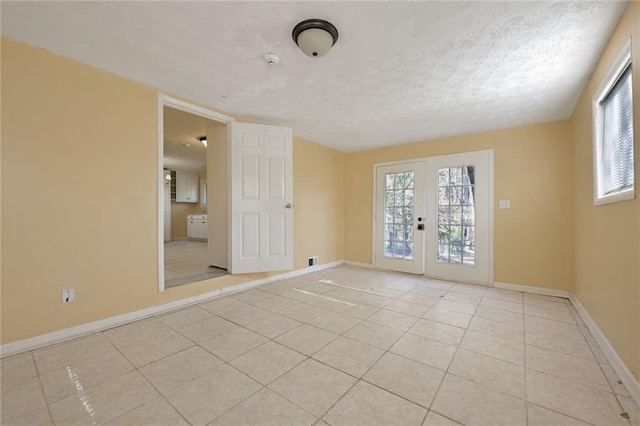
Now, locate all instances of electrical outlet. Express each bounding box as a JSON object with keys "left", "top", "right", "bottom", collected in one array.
[
  {"left": 308, "top": 256, "right": 319, "bottom": 267},
  {"left": 62, "top": 289, "right": 75, "bottom": 304}
]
